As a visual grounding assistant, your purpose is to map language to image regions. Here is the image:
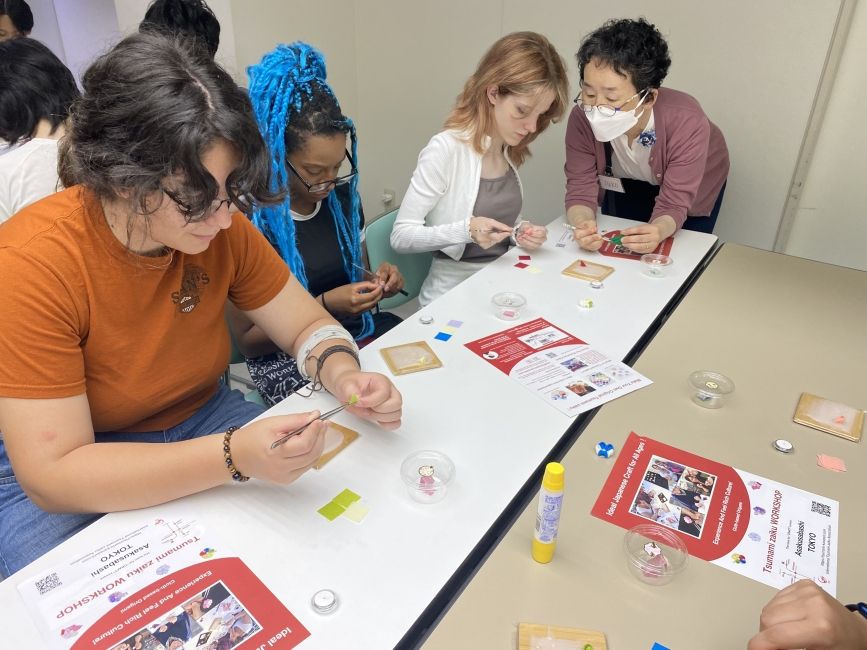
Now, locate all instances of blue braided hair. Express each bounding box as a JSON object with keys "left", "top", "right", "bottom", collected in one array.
[{"left": 247, "top": 42, "right": 372, "bottom": 339}]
